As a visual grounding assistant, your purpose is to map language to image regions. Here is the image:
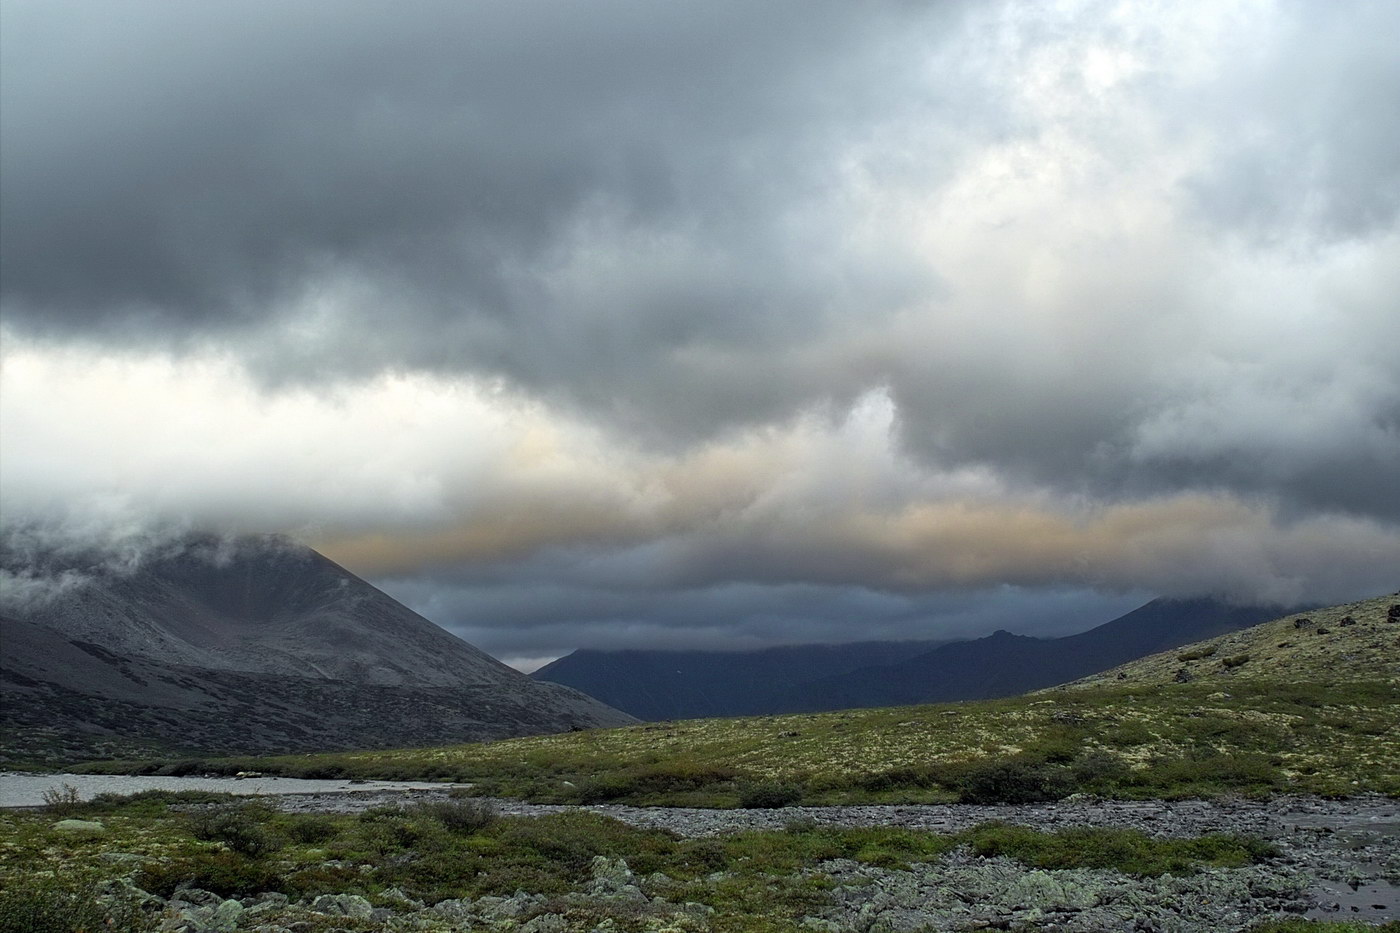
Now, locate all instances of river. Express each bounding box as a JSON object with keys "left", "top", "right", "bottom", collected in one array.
[{"left": 0, "top": 771, "right": 466, "bottom": 808}]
